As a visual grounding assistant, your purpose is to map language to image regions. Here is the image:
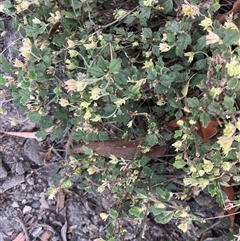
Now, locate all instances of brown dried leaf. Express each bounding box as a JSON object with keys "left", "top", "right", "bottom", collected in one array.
[
  {"left": 56, "top": 188, "right": 66, "bottom": 213},
  {"left": 168, "top": 117, "right": 218, "bottom": 143},
  {"left": 217, "top": 0, "right": 240, "bottom": 24},
  {"left": 71, "top": 140, "right": 168, "bottom": 159},
  {"left": 0, "top": 130, "right": 37, "bottom": 139},
  {"left": 40, "top": 230, "right": 53, "bottom": 241},
  {"left": 12, "top": 232, "right": 25, "bottom": 241},
  {"left": 221, "top": 184, "right": 235, "bottom": 229},
  {"left": 39, "top": 151, "right": 53, "bottom": 161}
]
